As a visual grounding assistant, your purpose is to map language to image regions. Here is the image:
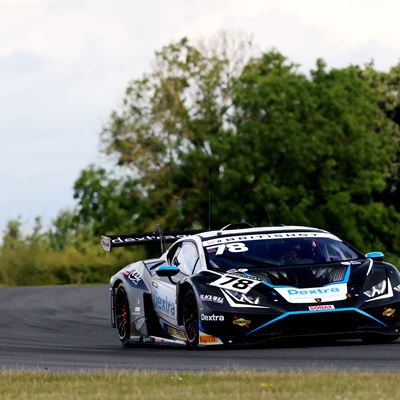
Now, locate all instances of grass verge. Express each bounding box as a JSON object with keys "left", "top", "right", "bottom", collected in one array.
[{"left": 1, "top": 370, "right": 399, "bottom": 400}]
